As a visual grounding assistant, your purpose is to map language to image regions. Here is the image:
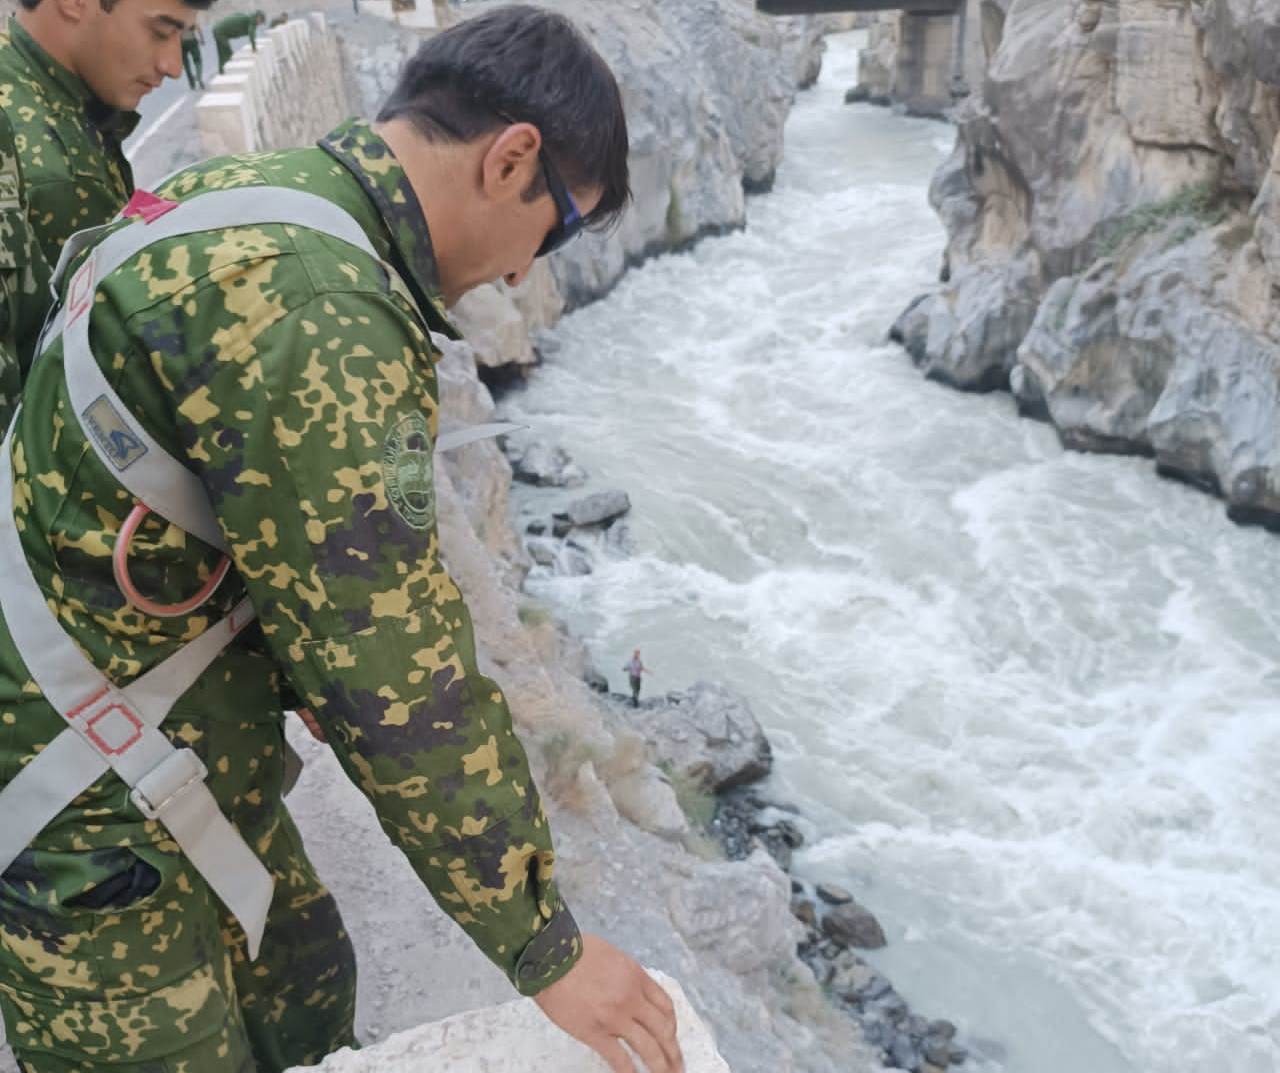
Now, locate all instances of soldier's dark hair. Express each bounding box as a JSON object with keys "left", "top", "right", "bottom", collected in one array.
[{"left": 376, "top": 4, "right": 631, "bottom": 232}]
